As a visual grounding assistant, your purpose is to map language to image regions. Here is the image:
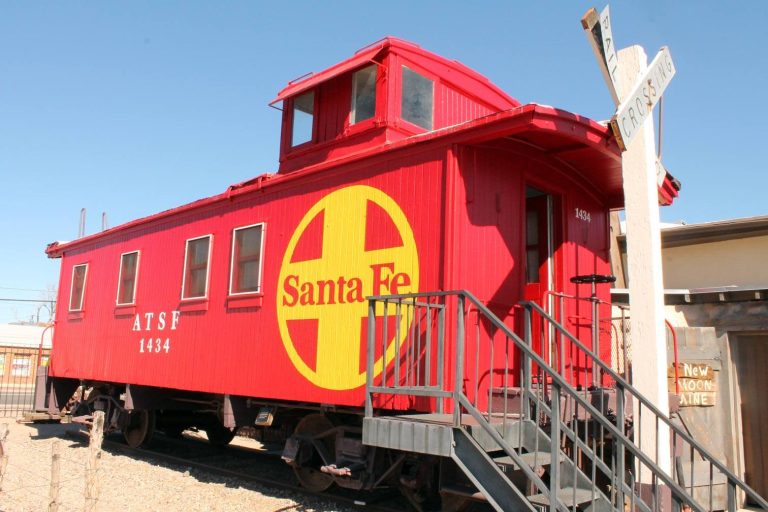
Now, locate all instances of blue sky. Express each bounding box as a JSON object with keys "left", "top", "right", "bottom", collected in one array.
[{"left": 1, "top": 1, "right": 766, "bottom": 323}]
